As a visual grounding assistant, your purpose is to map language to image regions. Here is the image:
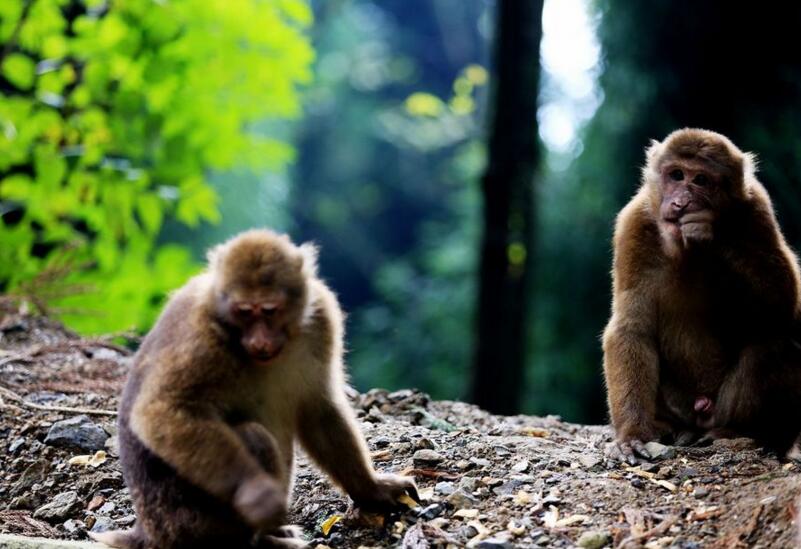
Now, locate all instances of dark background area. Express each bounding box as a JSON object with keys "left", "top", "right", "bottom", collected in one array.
[{"left": 3, "top": 0, "right": 801, "bottom": 424}]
